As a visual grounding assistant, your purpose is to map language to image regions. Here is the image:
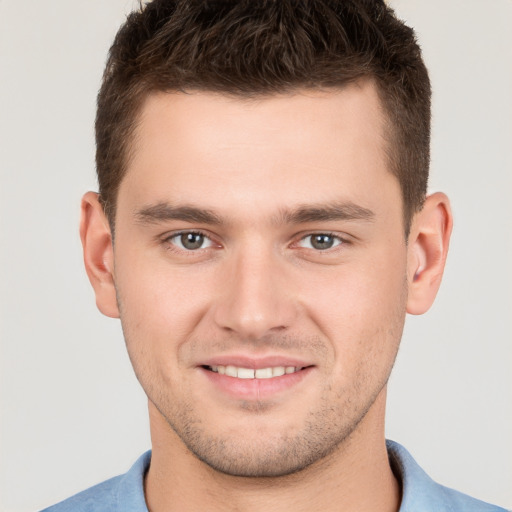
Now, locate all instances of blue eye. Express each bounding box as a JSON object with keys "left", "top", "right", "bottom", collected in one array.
[
  {"left": 298, "top": 234, "right": 343, "bottom": 250},
  {"left": 169, "top": 232, "right": 213, "bottom": 250}
]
